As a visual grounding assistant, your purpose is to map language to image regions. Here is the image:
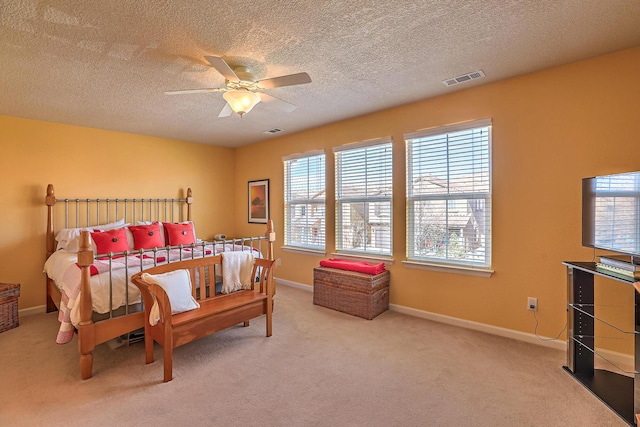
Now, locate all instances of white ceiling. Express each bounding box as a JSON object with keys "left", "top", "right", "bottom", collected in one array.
[{"left": 2, "top": 0, "right": 640, "bottom": 147}]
